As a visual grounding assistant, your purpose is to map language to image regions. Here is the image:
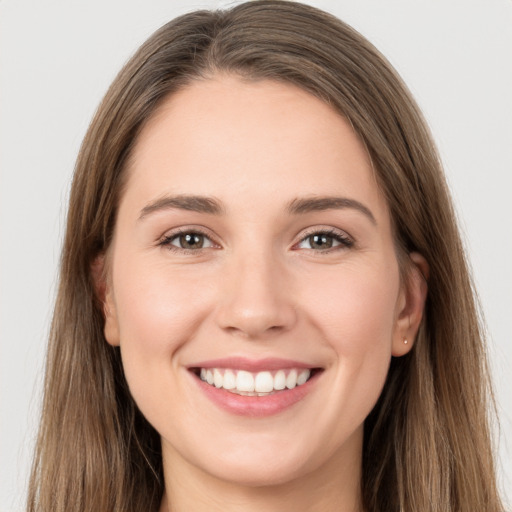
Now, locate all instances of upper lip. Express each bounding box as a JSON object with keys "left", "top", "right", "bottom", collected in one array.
[{"left": 188, "top": 357, "right": 318, "bottom": 372}]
